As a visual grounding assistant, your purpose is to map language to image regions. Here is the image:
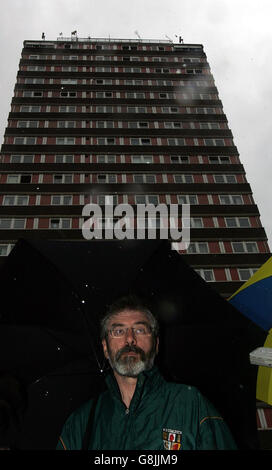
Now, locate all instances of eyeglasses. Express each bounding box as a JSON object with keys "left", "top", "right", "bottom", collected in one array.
[{"left": 108, "top": 325, "right": 152, "bottom": 338}]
